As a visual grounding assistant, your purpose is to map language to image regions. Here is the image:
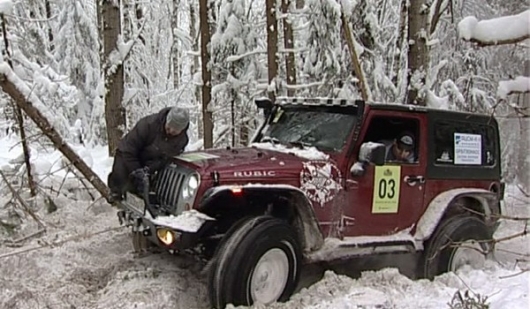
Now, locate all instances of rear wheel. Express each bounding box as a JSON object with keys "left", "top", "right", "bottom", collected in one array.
[
  {"left": 422, "top": 215, "right": 492, "bottom": 279},
  {"left": 208, "top": 216, "right": 301, "bottom": 308}
]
